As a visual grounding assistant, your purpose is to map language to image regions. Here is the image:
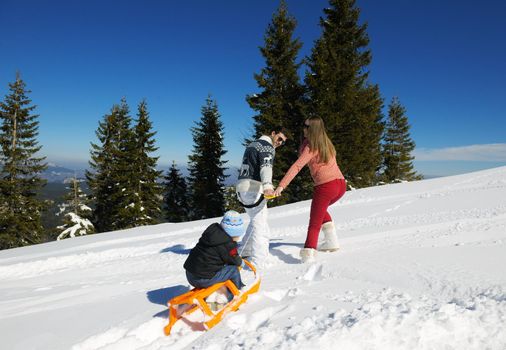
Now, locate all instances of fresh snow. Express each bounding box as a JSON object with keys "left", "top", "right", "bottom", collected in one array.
[
  {"left": 57, "top": 213, "right": 94, "bottom": 240},
  {"left": 1, "top": 167, "right": 506, "bottom": 350}
]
